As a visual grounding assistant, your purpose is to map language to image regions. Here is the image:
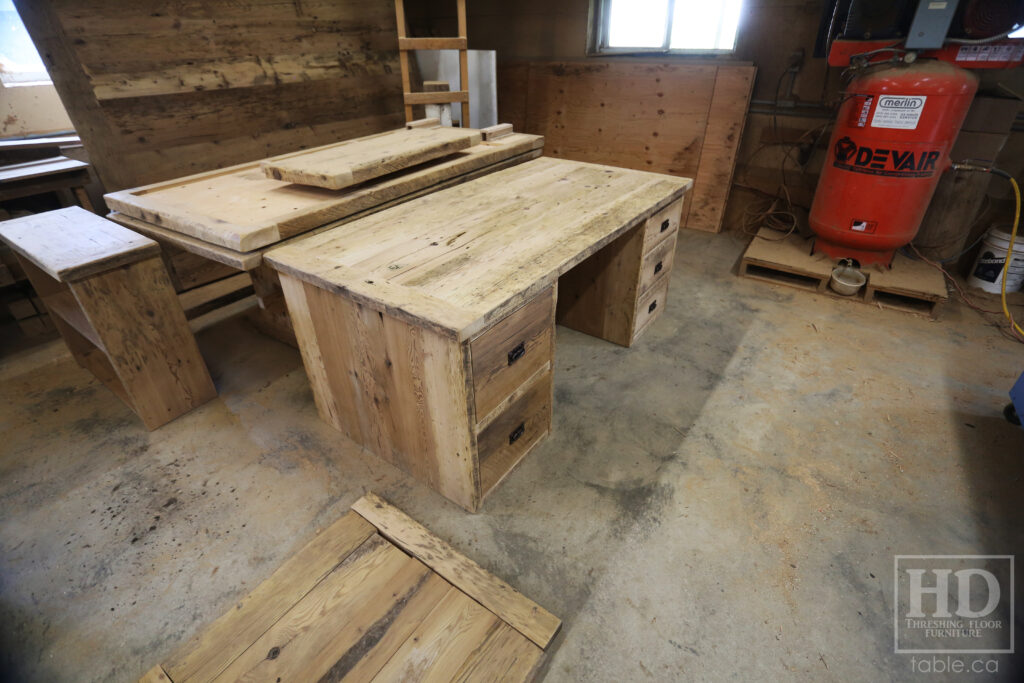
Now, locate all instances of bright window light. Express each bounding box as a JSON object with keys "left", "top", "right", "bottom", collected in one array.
[
  {"left": 0, "top": 0, "right": 50, "bottom": 85},
  {"left": 1010, "top": 25, "right": 1024, "bottom": 38},
  {"left": 602, "top": 0, "right": 743, "bottom": 53},
  {"left": 607, "top": 0, "right": 670, "bottom": 48}
]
